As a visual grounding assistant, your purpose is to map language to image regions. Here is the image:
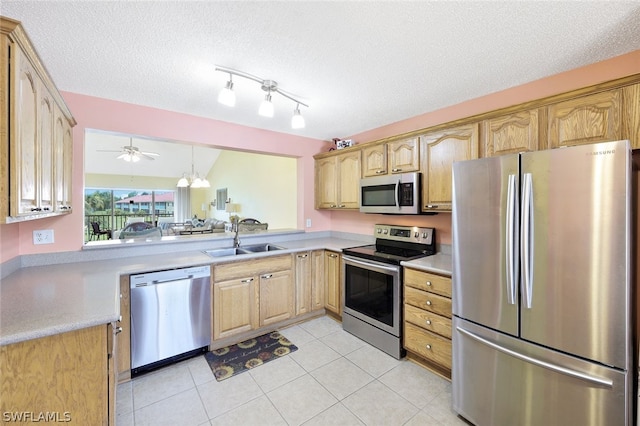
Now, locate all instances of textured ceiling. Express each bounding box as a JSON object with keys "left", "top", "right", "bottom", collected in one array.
[{"left": 2, "top": 1, "right": 640, "bottom": 142}]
